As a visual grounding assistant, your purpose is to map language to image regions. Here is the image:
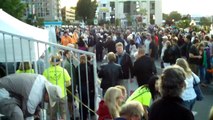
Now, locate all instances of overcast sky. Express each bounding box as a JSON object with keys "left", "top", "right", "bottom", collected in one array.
[{"left": 162, "top": 0, "right": 213, "bottom": 16}]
